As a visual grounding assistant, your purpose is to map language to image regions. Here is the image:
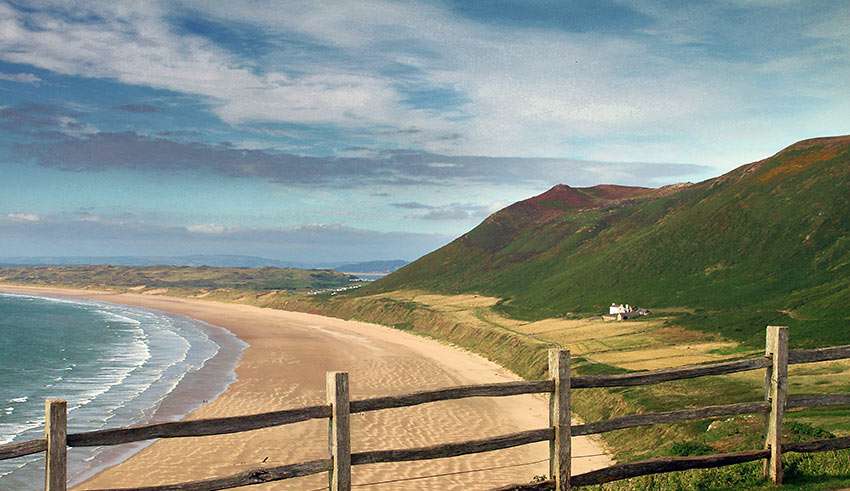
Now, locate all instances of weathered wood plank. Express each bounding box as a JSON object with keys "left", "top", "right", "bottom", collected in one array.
[
  {"left": 496, "top": 435, "right": 850, "bottom": 491},
  {"left": 45, "top": 398, "right": 68, "bottom": 491},
  {"left": 764, "top": 326, "right": 788, "bottom": 484},
  {"left": 572, "top": 401, "right": 770, "bottom": 436},
  {"left": 789, "top": 345, "right": 850, "bottom": 365},
  {"left": 86, "top": 459, "right": 331, "bottom": 491},
  {"left": 349, "top": 380, "right": 554, "bottom": 414},
  {"left": 64, "top": 381, "right": 553, "bottom": 450},
  {"left": 93, "top": 435, "right": 849, "bottom": 491},
  {"left": 67, "top": 405, "right": 331, "bottom": 447},
  {"left": 570, "top": 449, "right": 770, "bottom": 487},
  {"left": 0, "top": 438, "right": 45, "bottom": 461},
  {"left": 491, "top": 481, "right": 552, "bottom": 491},
  {"left": 571, "top": 357, "right": 770, "bottom": 389},
  {"left": 787, "top": 393, "right": 850, "bottom": 409},
  {"left": 549, "top": 349, "right": 570, "bottom": 490},
  {"left": 785, "top": 435, "right": 850, "bottom": 453},
  {"left": 350, "top": 427, "right": 553, "bottom": 465},
  {"left": 327, "top": 372, "right": 351, "bottom": 491}
]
